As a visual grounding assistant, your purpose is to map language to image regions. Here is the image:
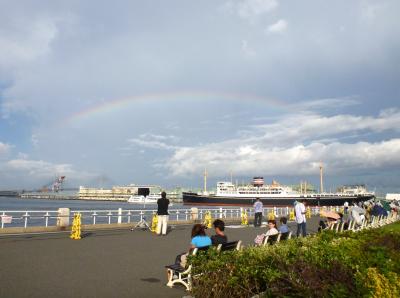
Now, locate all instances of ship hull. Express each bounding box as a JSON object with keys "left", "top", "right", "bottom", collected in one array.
[{"left": 182, "top": 192, "right": 375, "bottom": 207}]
